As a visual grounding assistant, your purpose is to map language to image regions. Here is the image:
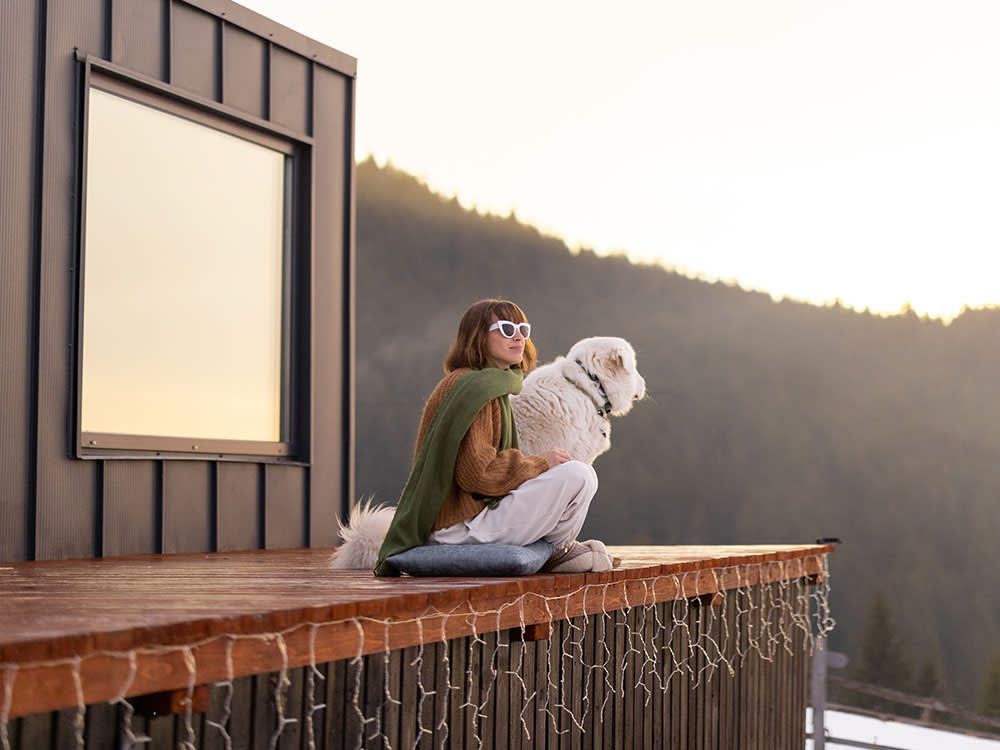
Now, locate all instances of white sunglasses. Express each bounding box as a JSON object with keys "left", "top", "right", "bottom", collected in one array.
[{"left": 489, "top": 320, "right": 532, "bottom": 339}]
